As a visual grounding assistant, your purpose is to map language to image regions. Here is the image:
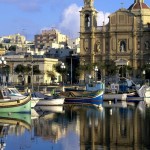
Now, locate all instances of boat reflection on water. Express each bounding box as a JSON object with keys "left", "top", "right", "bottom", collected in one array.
[
  {"left": 0, "top": 113, "right": 31, "bottom": 150},
  {"left": 68, "top": 103, "right": 150, "bottom": 149},
  {"left": 35, "top": 102, "right": 149, "bottom": 149},
  {"left": 35, "top": 105, "right": 65, "bottom": 114},
  {"left": 2, "top": 102, "right": 150, "bottom": 150}
]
